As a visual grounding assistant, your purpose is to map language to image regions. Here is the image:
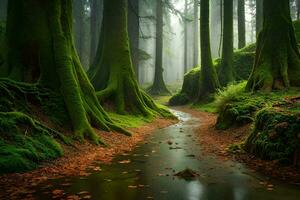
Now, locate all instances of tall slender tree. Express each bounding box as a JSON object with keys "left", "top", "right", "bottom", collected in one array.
[
  {"left": 0, "top": 0, "right": 130, "bottom": 143},
  {"left": 198, "top": 0, "right": 220, "bottom": 101},
  {"left": 90, "top": 0, "right": 102, "bottom": 65},
  {"left": 297, "top": 0, "right": 300, "bottom": 19},
  {"left": 73, "top": 0, "right": 86, "bottom": 61},
  {"left": 256, "top": 0, "right": 263, "bottom": 34},
  {"left": 148, "top": 0, "right": 170, "bottom": 95},
  {"left": 237, "top": 0, "right": 246, "bottom": 49},
  {"left": 128, "top": 0, "right": 140, "bottom": 81},
  {"left": 246, "top": 0, "right": 300, "bottom": 91},
  {"left": 0, "top": 0, "right": 7, "bottom": 21},
  {"left": 218, "top": 0, "right": 234, "bottom": 86},
  {"left": 184, "top": 0, "right": 189, "bottom": 73},
  {"left": 193, "top": 0, "right": 199, "bottom": 67},
  {"left": 88, "top": 0, "right": 170, "bottom": 116}
]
